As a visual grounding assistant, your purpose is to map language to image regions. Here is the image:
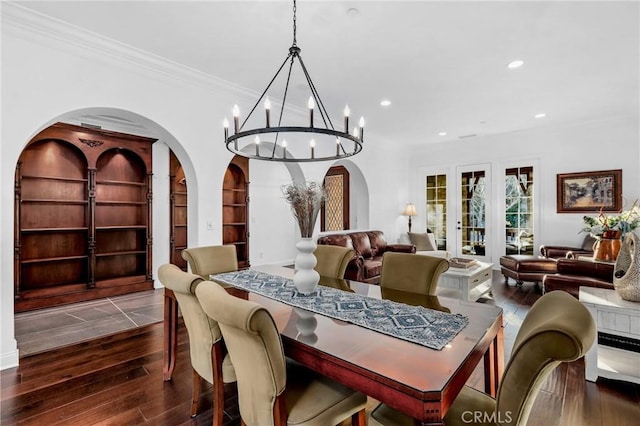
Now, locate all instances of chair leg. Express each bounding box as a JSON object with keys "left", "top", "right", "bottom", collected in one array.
[
  {"left": 191, "top": 369, "right": 202, "bottom": 417},
  {"left": 212, "top": 342, "right": 226, "bottom": 426},
  {"left": 351, "top": 408, "right": 366, "bottom": 426}
]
